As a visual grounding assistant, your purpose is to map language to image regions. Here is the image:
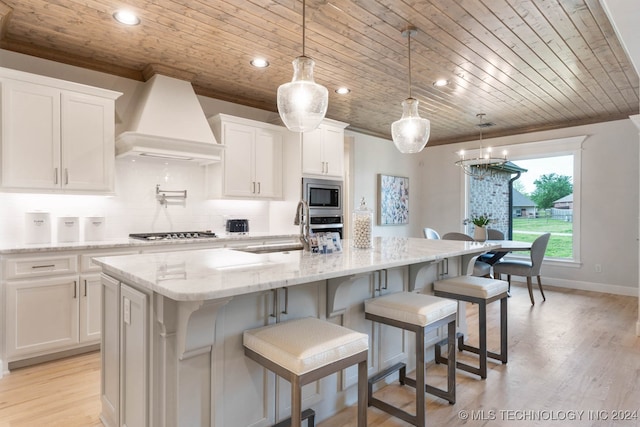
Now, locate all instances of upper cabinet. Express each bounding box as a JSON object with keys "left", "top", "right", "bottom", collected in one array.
[
  {"left": 0, "top": 67, "right": 121, "bottom": 193},
  {"left": 207, "top": 114, "right": 283, "bottom": 199},
  {"left": 301, "top": 119, "right": 348, "bottom": 179}
]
